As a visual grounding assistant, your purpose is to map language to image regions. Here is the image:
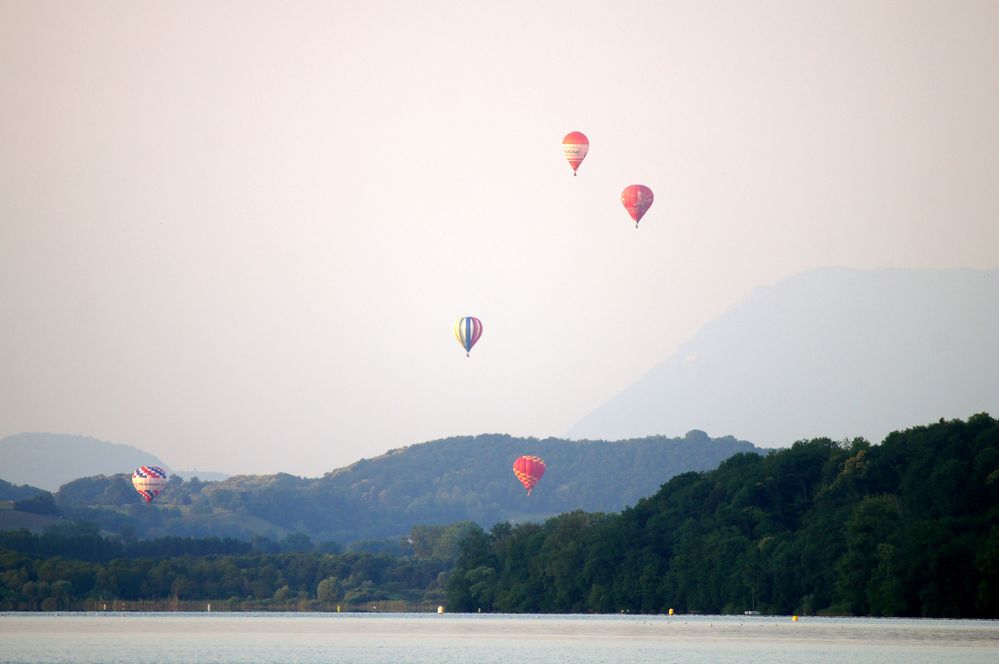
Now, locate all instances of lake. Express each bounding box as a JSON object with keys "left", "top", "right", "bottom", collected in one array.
[{"left": 1, "top": 612, "right": 998, "bottom": 663}]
